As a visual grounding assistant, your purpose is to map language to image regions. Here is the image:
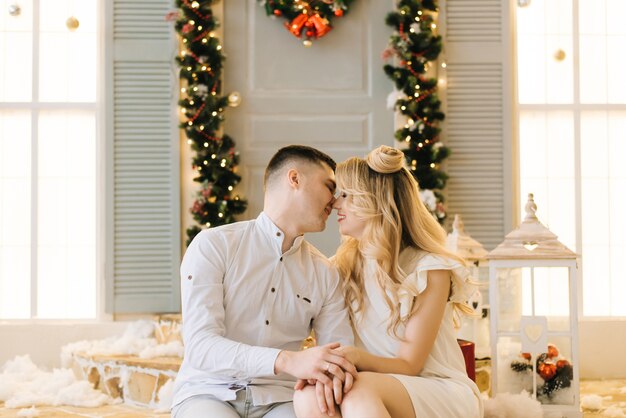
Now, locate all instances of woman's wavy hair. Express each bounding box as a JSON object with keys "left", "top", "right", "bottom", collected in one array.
[{"left": 334, "top": 145, "right": 469, "bottom": 337}]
